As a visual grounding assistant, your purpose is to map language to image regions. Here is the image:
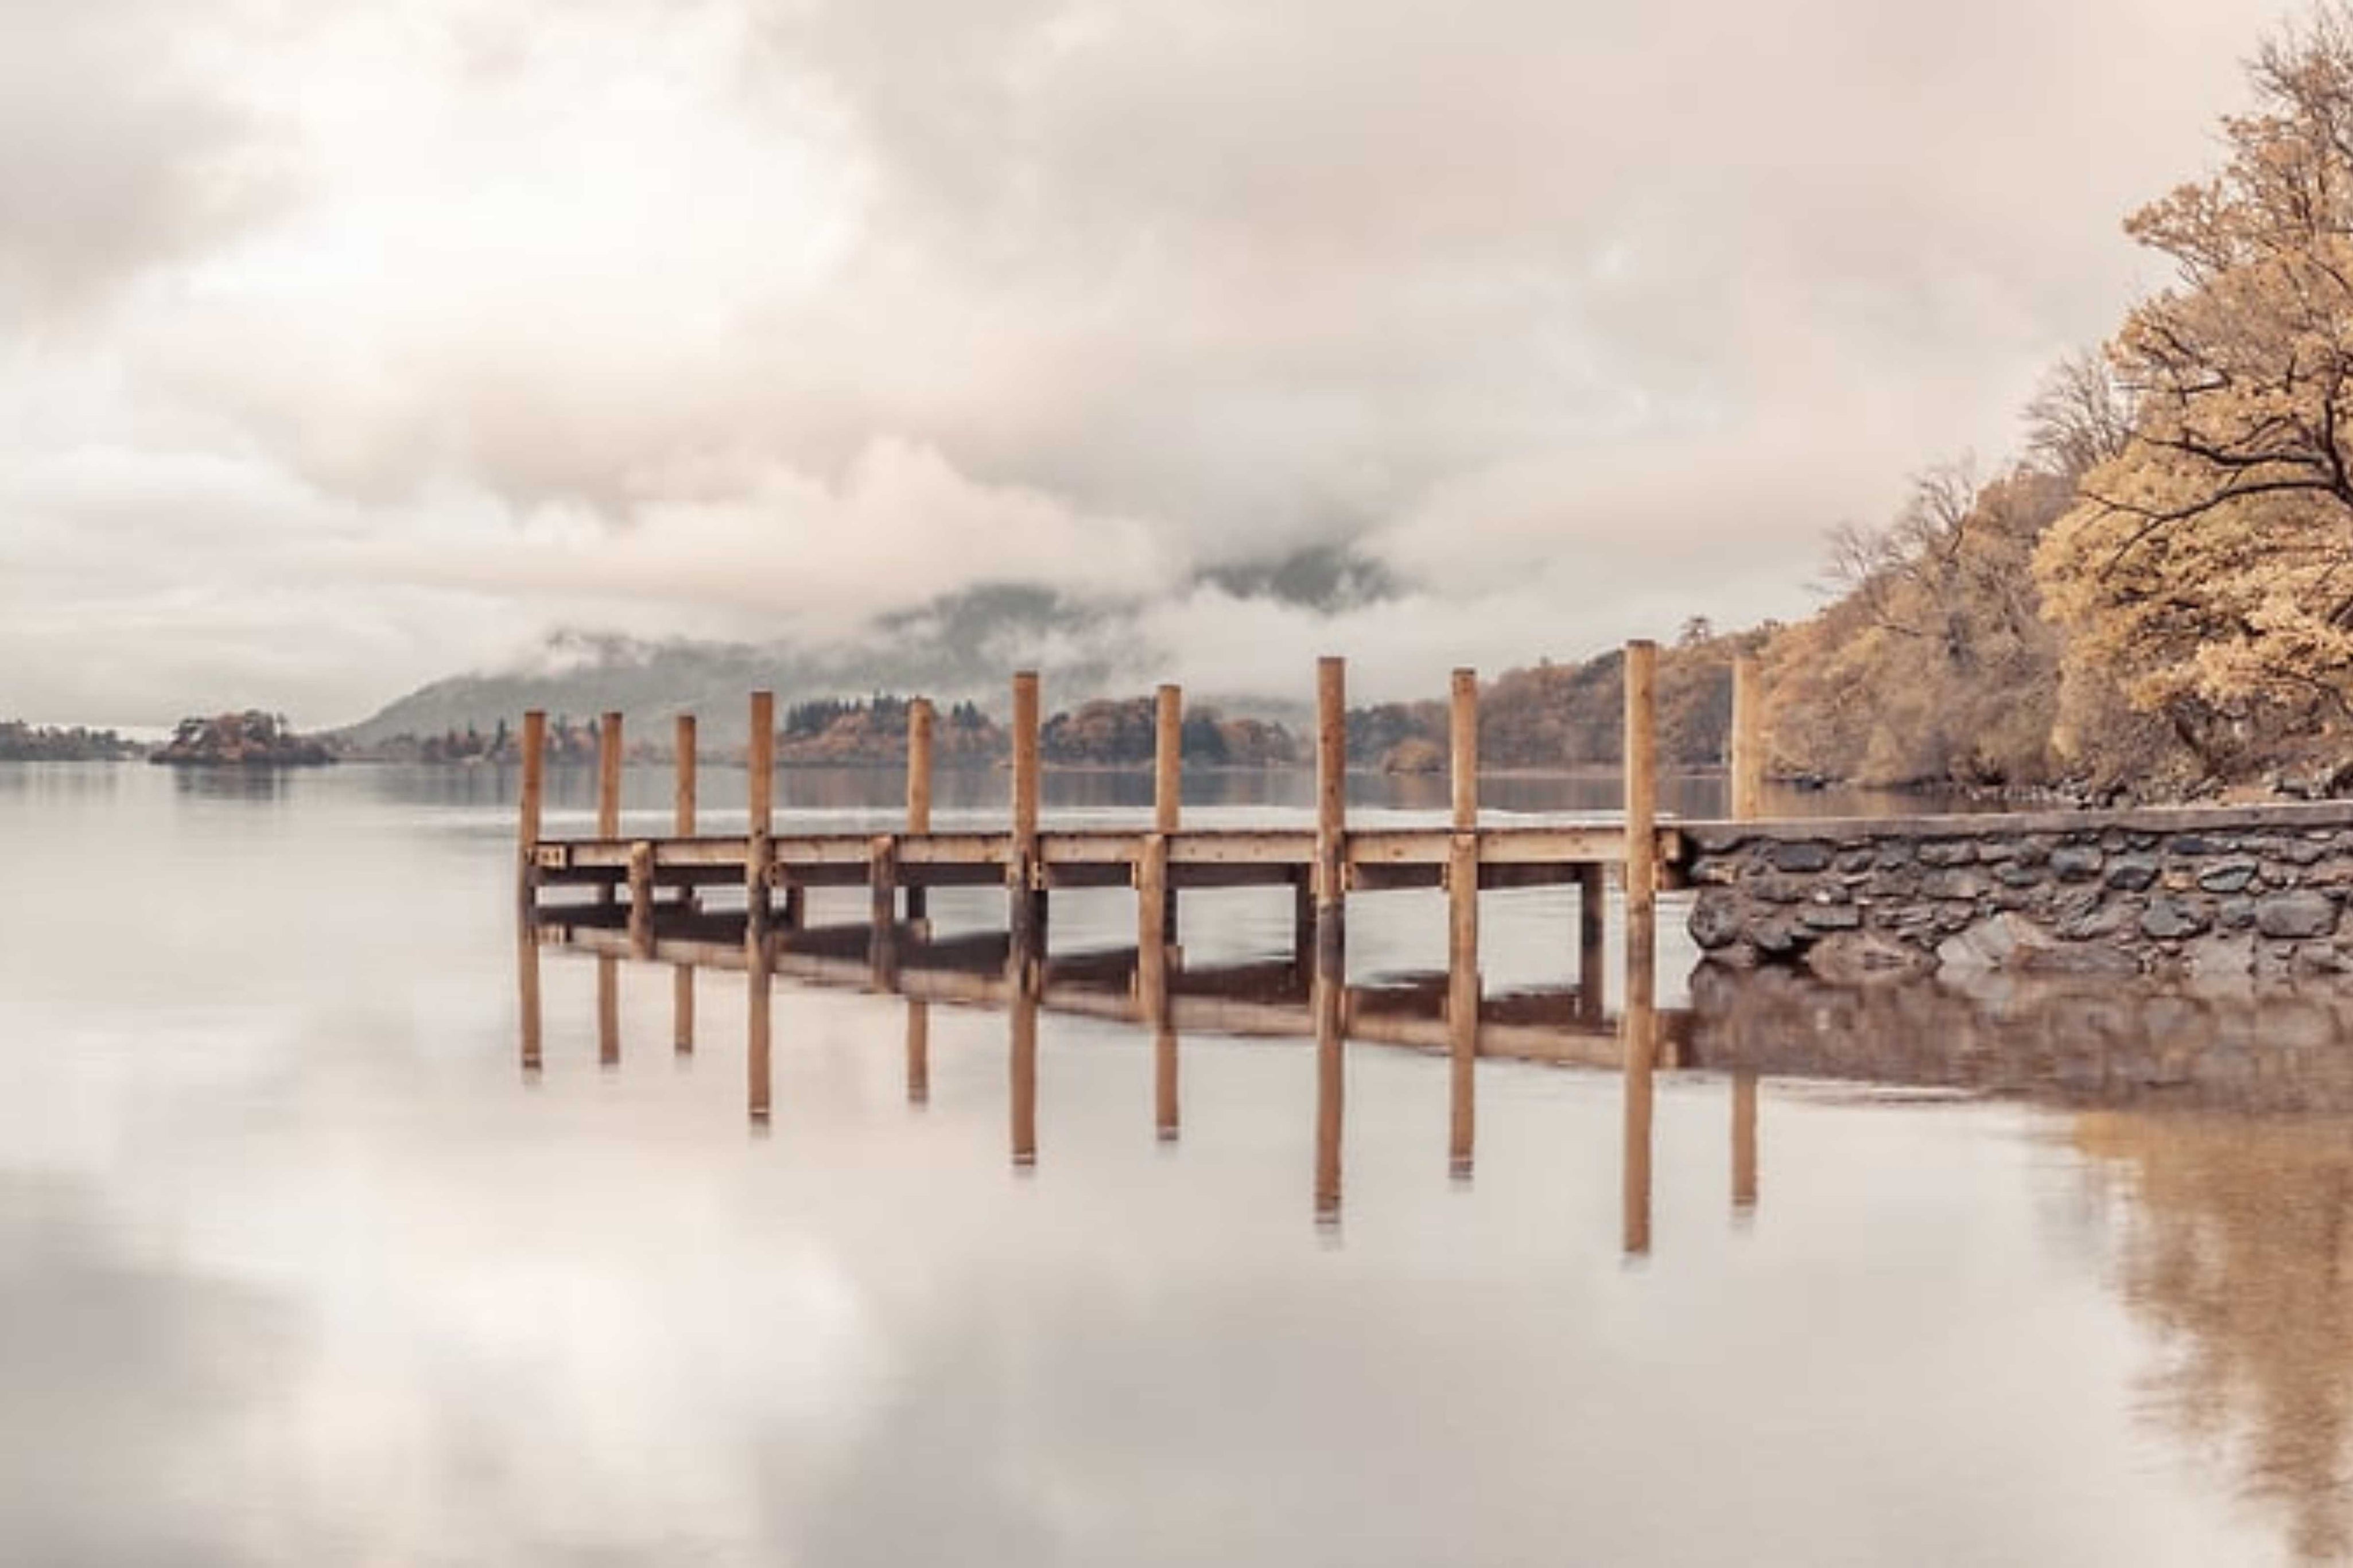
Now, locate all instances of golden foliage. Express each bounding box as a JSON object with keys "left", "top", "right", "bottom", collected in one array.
[
  {"left": 1768, "top": 465, "right": 2072, "bottom": 787},
  {"left": 2038, "top": 6, "right": 2353, "bottom": 776}
]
